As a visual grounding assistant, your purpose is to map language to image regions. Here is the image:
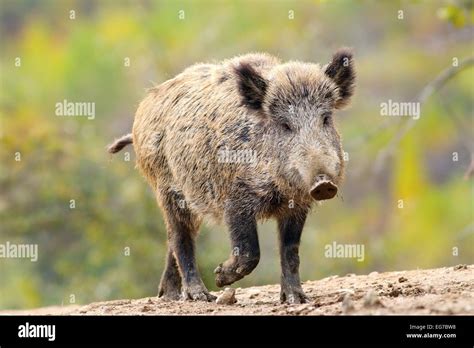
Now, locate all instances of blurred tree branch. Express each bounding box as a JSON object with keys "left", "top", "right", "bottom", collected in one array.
[
  {"left": 372, "top": 56, "right": 474, "bottom": 178},
  {"left": 438, "top": 100, "right": 474, "bottom": 179}
]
